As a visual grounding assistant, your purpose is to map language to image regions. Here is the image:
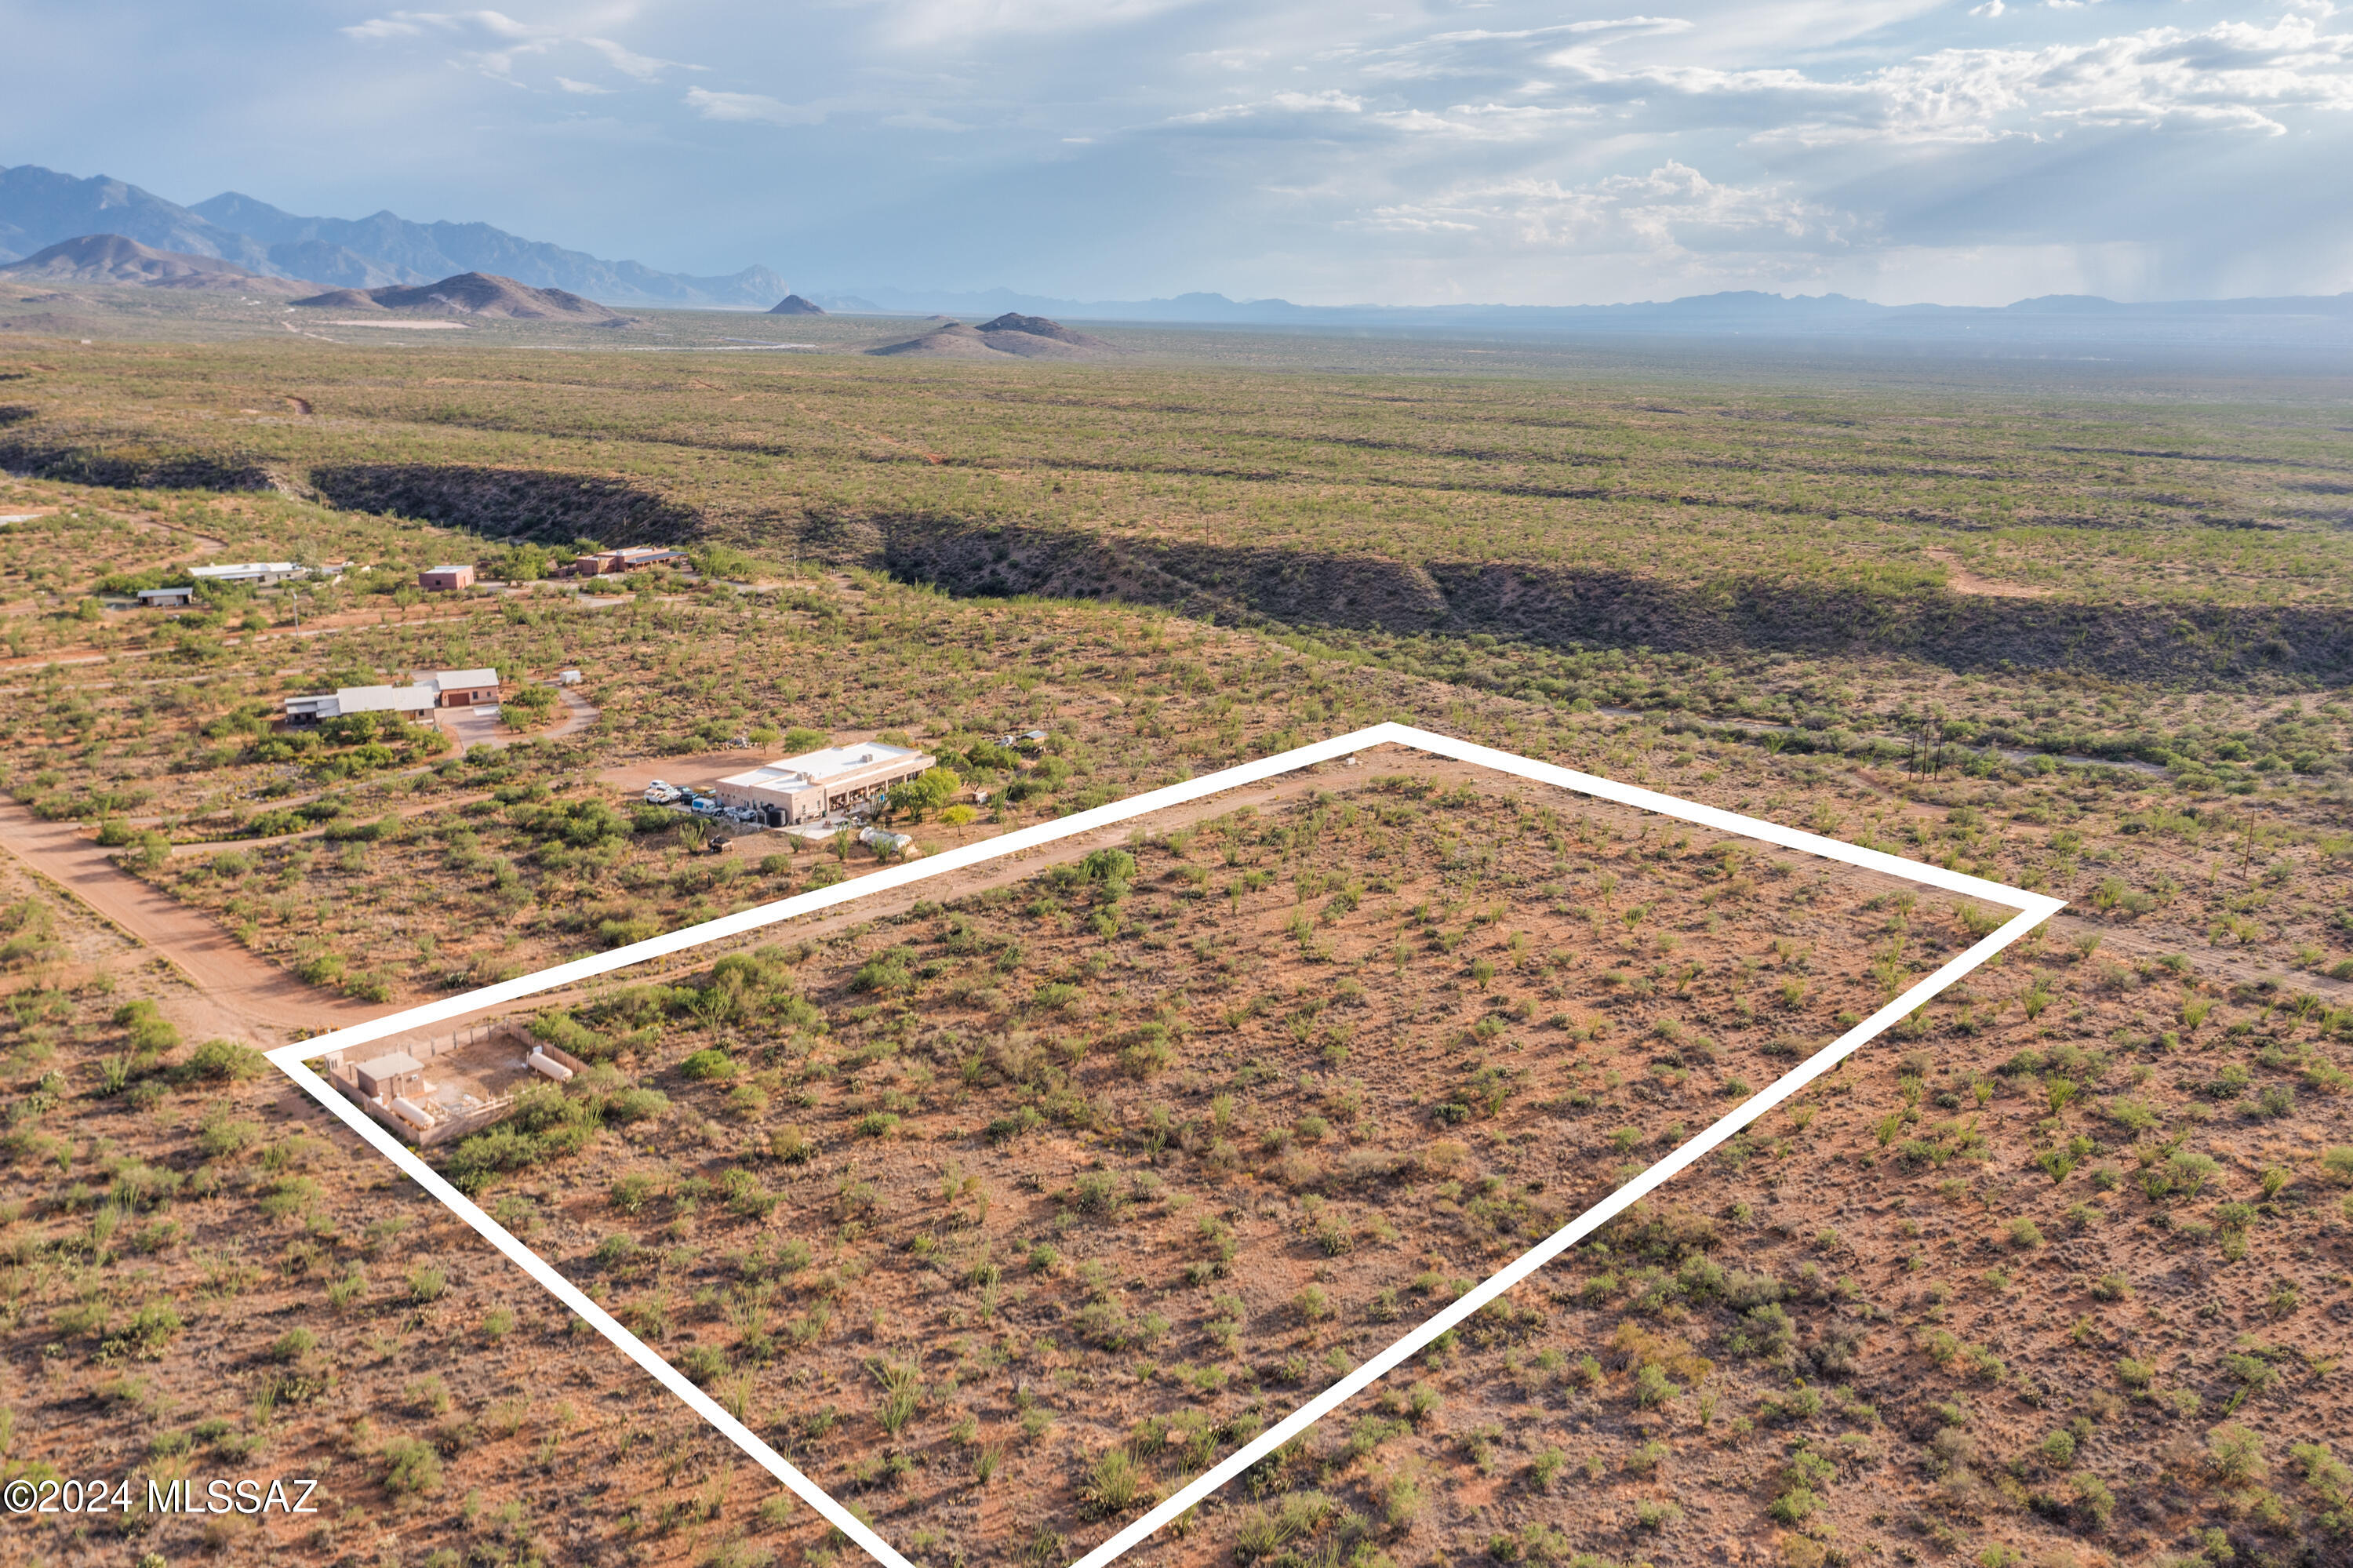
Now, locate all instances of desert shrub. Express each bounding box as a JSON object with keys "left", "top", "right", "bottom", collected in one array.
[
  {"left": 2208, "top": 1423, "right": 2268, "bottom": 1484},
  {"left": 850, "top": 947, "right": 916, "bottom": 995},
  {"left": 380, "top": 1435, "right": 442, "bottom": 1495},
  {"left": 114, "top": 999, "right": 179, "bottom": 1054},
  {"left": 181, "top": 1039, "right": 265, "bottom": 1081},
  {"left": 1079, "top": 1447, "right": 1150, "bottom": 1519}
]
